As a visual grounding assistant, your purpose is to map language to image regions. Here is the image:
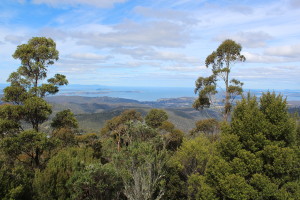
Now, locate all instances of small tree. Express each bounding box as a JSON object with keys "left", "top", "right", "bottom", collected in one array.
[
  {"left": 145, "top": 109, "right": 168, "bottom": 129},
  {"left": 115, "top": 142, "right": 167, "bottom": 200},
  {"left": 190, "top": 118, "right": 220, "bottom": 138},
  {"left": 33, "top": 147, "right": 95, "bottom": 199},
  {"left": 2, "top": 37, "right": 68, "bottom": 132},
  {"left": 0, "top": 37, "right": 70, "bottom": 170},
  {"left": 194, "top": 39, "right": 246, "bottom": 121},
  {"left": 101, "top": 110, "right": 143, "bottom": 151},
  {"left": 51, "top": 109, "right": 79, "bottom": 146},
  {"left": 51, "top": 109, "right": 78, "bottom": 130},
  {"left": 68, "top": 163, "right": 125, "bottom": 200}
]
